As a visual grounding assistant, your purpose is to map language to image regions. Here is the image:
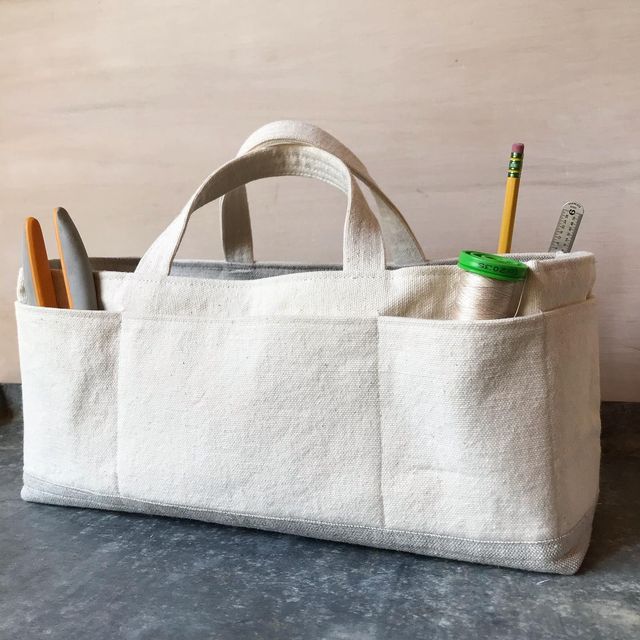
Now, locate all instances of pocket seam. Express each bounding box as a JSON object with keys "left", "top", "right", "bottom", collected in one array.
[{"left": 374, "top": 318, "right": 386, "bottom": 528}]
